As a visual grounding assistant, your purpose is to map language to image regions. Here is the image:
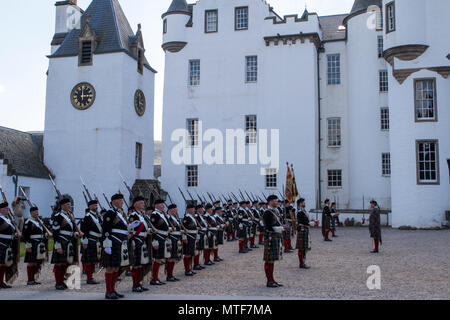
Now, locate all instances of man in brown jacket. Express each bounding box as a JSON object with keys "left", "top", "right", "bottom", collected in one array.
[{"left": 369, "top": 200, "right": 382, "bottom": 253}]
